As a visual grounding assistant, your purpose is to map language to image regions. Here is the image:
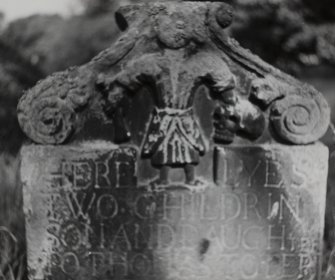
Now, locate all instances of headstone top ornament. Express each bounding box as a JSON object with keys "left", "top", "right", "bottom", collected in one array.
[{"left": 17, "top": 0, "right": 330, "bottom": 146}]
